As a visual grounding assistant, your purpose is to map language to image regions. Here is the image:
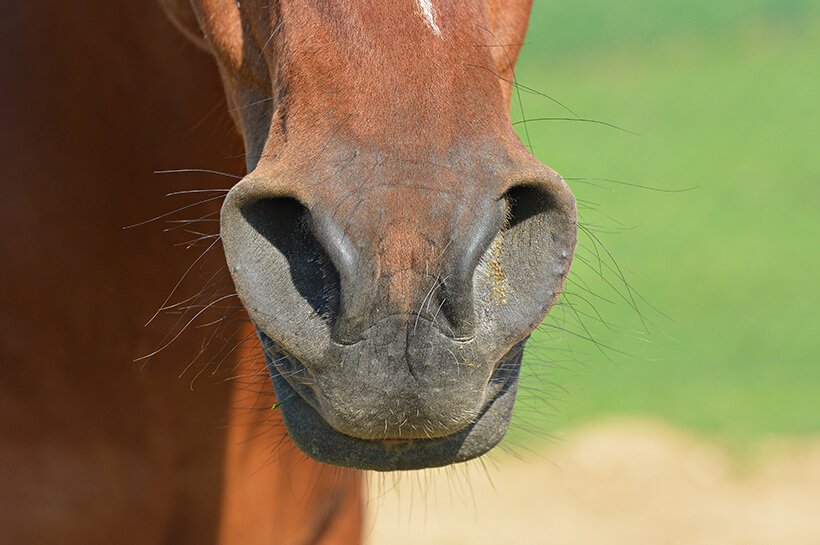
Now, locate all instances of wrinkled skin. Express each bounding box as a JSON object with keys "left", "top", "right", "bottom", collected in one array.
[{"left": 163, "top": 0, "right": 577, "bottom": 470}]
